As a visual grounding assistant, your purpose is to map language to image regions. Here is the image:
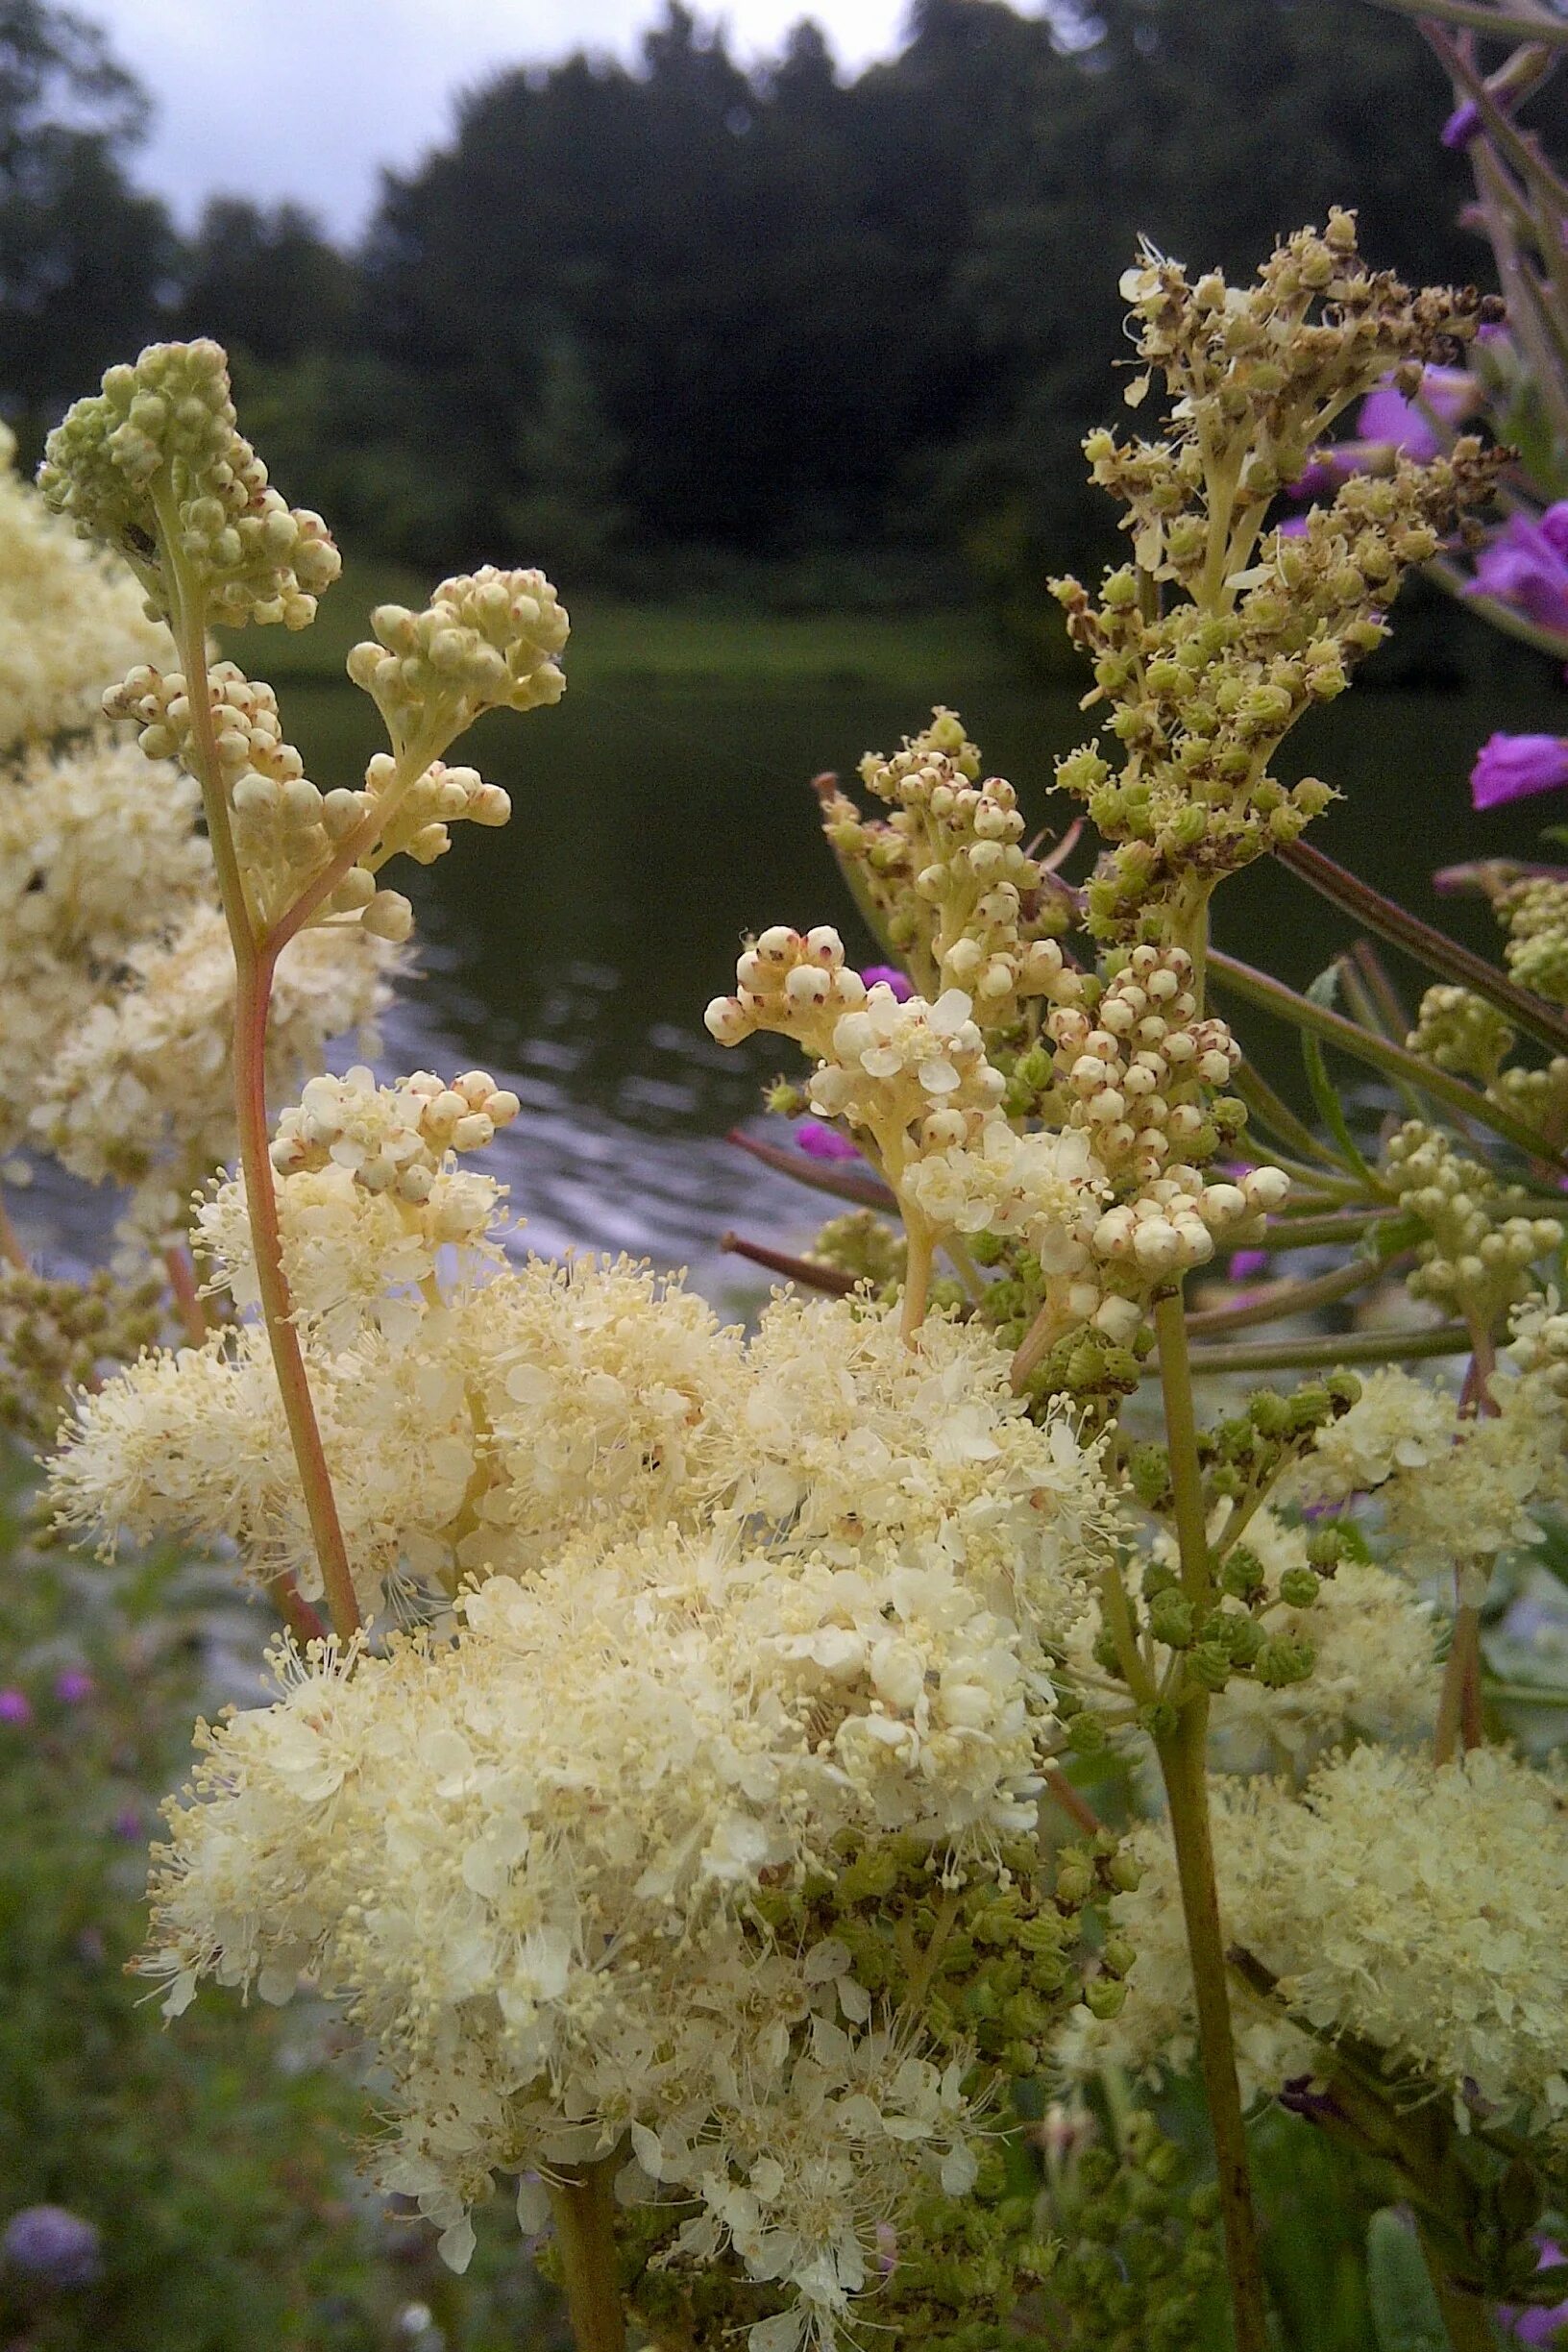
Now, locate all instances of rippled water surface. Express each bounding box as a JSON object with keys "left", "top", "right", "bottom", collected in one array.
[{"left": 19, "top": 638, "right": 1568, "bottom": 1298}]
